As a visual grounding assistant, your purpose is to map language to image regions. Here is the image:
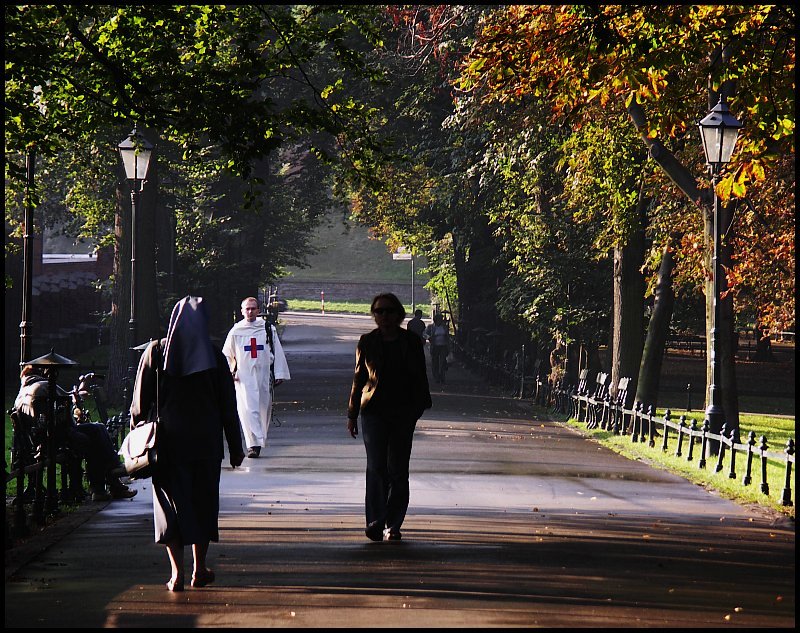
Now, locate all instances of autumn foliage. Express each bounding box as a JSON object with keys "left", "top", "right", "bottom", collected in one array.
[{"left": 452, "top": 5, "right": 794, "bottom": 332}]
